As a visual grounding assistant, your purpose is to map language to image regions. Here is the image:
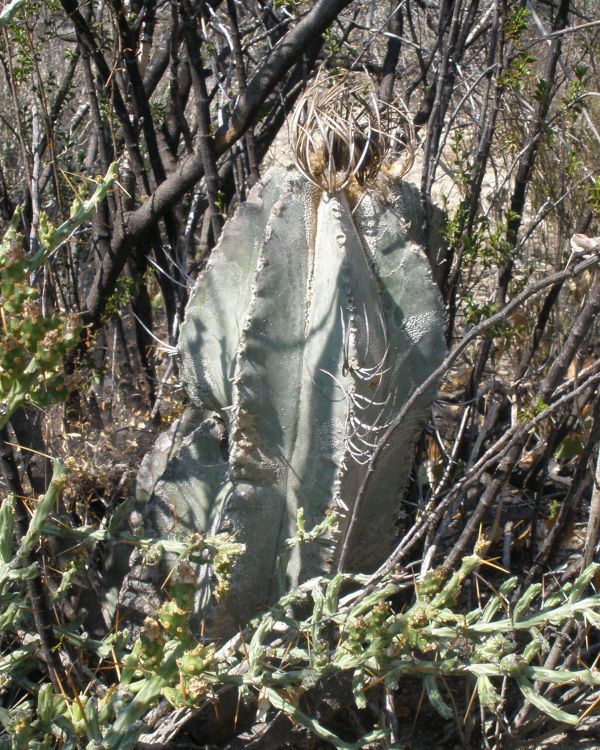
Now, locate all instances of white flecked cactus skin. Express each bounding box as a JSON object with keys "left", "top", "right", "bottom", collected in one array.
[{"left": 147, "top": 165, "right": 446, "bottom": 626}]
